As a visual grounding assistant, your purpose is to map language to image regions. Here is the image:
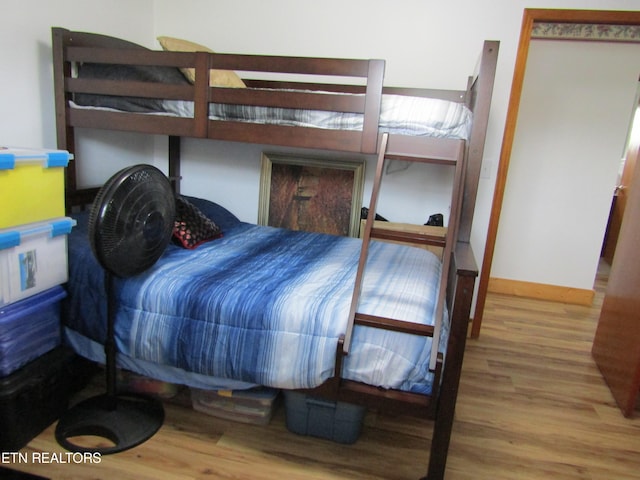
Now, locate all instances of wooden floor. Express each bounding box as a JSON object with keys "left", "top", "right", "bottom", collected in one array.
[{"left": 9, "top": 262, "right": 640, "bottom": 479}]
